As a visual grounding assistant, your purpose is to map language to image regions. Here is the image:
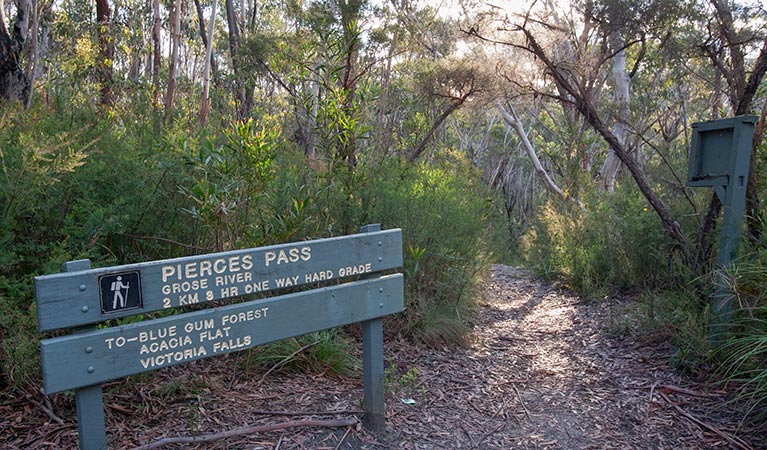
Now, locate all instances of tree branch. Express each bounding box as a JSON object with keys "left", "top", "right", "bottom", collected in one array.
[
  {"left": 496, "top": 100, "right": 566, "bottom": 199},
  {"left": 518, "top": 25, "right": 689, "bottom": 252}
]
